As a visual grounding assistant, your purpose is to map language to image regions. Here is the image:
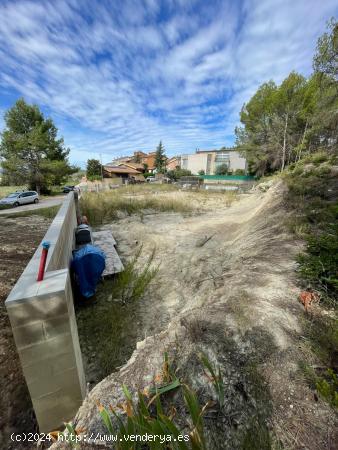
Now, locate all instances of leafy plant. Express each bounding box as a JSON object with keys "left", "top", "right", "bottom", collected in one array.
[
  {"left": 96, "top": 382, "right": 207, "bottom": 449},
  {"left": 199, "top": 353, "right": 225, "bottom": 409}
]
